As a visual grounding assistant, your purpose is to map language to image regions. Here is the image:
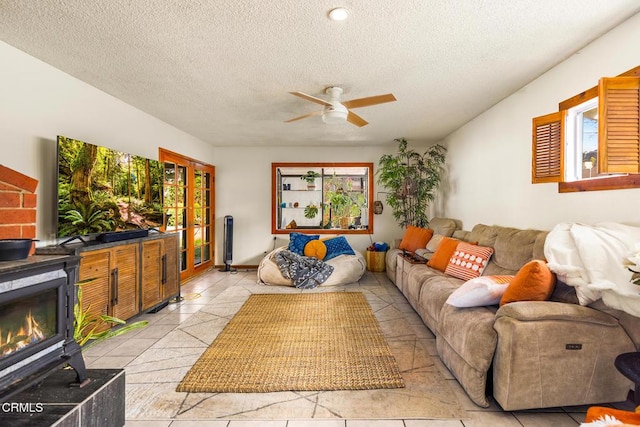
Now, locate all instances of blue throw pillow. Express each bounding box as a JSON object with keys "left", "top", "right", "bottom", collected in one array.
[
  {"left": 323, "top": 236, "right": 355, "bottom": 261},
  {"left": 288, "top": 232, "right": 319, "bottom": 255}
]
